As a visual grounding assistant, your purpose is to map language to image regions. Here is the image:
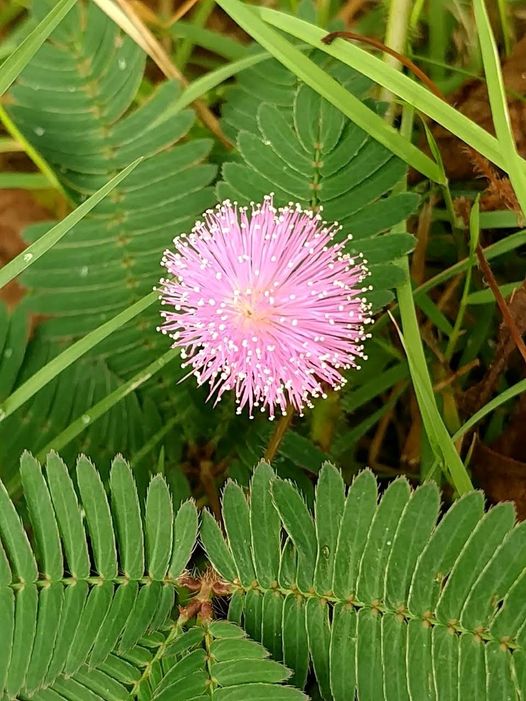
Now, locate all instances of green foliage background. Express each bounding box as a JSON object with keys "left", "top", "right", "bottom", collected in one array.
[{"left": 1, "top": 0, "right": 525, "bottom": 699}]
